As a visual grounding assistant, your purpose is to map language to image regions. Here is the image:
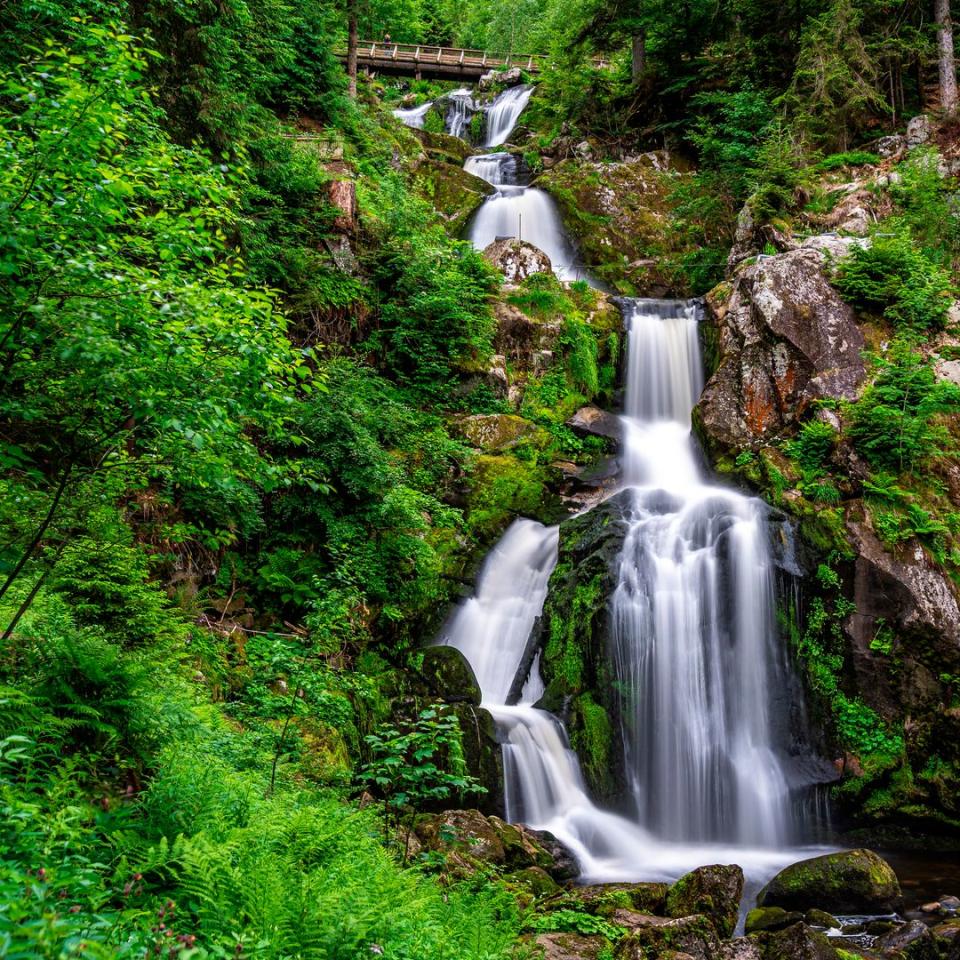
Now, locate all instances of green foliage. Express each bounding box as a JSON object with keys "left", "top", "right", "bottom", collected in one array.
[
  {"left": 848, "top": 342, "right": 960, "bottom": 473},
  {"left": 529, "top": 908, "right": 623, "bottom": 940},
  {"left": 786, "top": 420, "right": 838, "bottom": 477},
  {"left": 834, "top": 235, "right": 954, "bottom": 330},
  {"left": 358, "top": 706, "right": 485, "bottom": 834},
  {"left": 814, "top": 151, "right": 880, "bottom": 171}
]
